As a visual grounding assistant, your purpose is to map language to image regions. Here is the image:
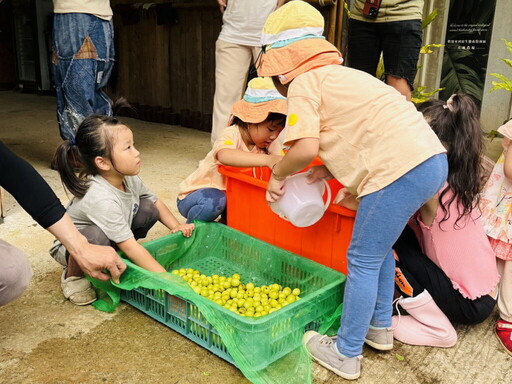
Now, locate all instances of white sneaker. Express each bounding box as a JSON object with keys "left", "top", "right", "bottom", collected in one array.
[{"left": 60, "top": 269, "right": 97, "bottom": 306}]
